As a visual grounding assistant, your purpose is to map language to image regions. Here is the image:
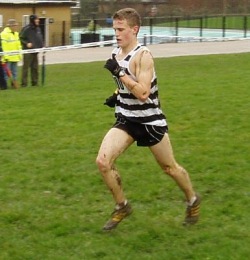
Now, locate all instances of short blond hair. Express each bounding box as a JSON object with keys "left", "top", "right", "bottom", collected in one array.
[{"left": 113, "top": 8, "right": 141, "bottom": 28}]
